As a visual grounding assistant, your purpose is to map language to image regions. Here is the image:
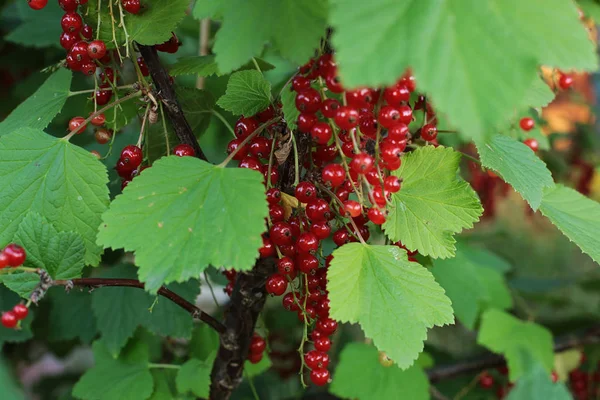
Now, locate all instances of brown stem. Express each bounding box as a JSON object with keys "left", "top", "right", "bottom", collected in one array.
[
  {"left": 137, "top": 43, "right": 208, "bottom": 161},
  {"left": 53, "top": 278, "right": 225, "bottom": 334}
]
